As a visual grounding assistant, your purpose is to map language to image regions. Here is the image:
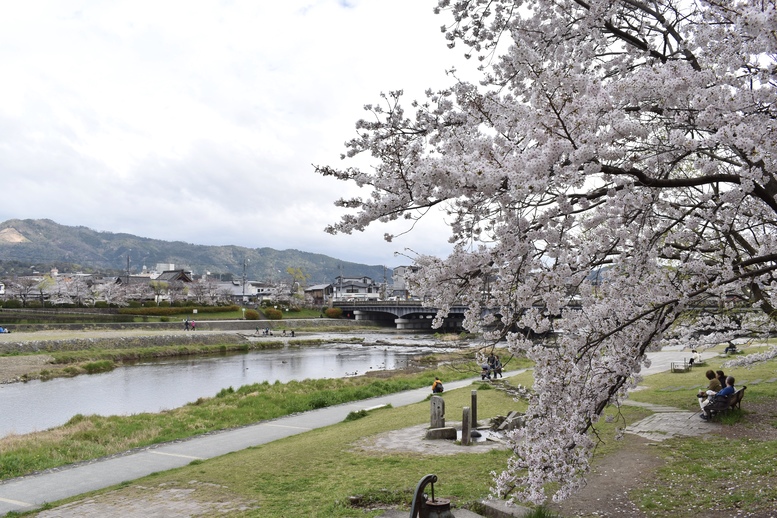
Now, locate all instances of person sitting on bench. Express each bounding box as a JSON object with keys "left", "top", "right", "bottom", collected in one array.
[
  {"left": 700, "top": 376, "right": 736, "bottom": 420},
  {"left": 724, "top": 342, "right": 738, "bottom": 354},
  {"left": 697, "top": 370, "right": 723, "bottom": 412}
]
